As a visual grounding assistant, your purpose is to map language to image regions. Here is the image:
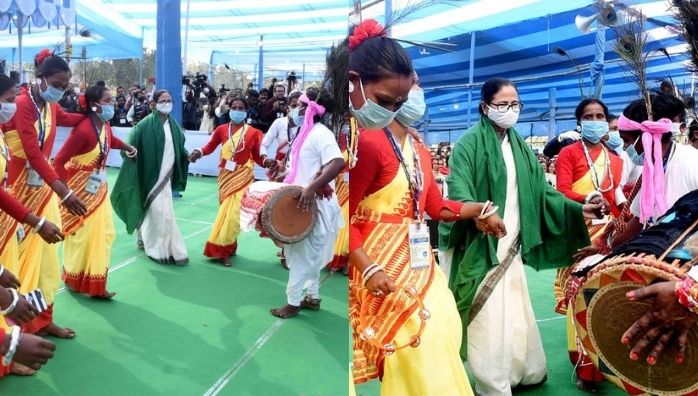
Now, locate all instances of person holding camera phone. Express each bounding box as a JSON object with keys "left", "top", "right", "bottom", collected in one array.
[{"left": 262, "top": 84, "right": 288, "bottom": 127}]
